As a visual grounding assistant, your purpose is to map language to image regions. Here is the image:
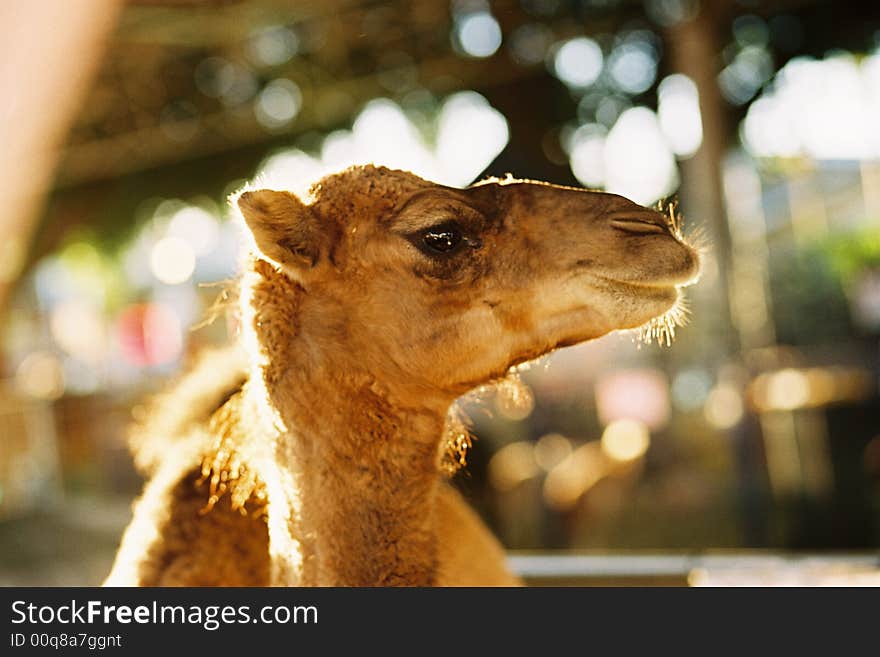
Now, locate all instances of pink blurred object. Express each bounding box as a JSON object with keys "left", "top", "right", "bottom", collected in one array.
[
  {"left": 595, "top": 368, "right": 671, "bottom": 430},
  {"left": 116, "top": 303, "right": 183, "bottom": 367}
]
